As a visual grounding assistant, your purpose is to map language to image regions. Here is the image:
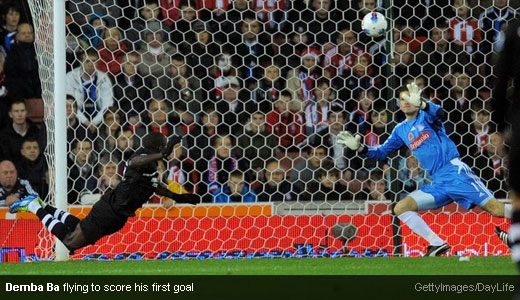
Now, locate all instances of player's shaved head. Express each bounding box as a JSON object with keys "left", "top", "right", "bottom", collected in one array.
[{"left": 143, "top": 132, "right": 166, "bottom": 153}]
